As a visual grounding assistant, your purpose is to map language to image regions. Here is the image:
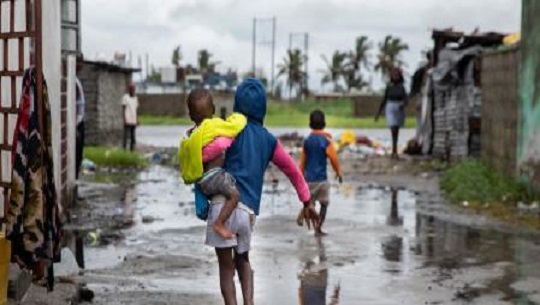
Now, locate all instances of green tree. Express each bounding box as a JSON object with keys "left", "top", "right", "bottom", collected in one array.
[
  {"left": 345, "top": 36, "right": 372, "bottom": 92},
  {"left": 147, "top": 66, "right": 161, "bottom": 83},
  {"left": 172, "top": 45, "right": 182, "bottom": 67},
  {"left": 277, "top": 49, "right": 306, "bottom": 100},
  {"left": 349, "top": 36, "right": 372, "bottom": 72},
  {"left": 198, "top": 49, "right": 220, "bottom": 74},
  {"left": 375, "top": 35, "right": 409, "bottom": 80},
  {"left": 320, "top": 50, "right": 348, "bottom": 92}
]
